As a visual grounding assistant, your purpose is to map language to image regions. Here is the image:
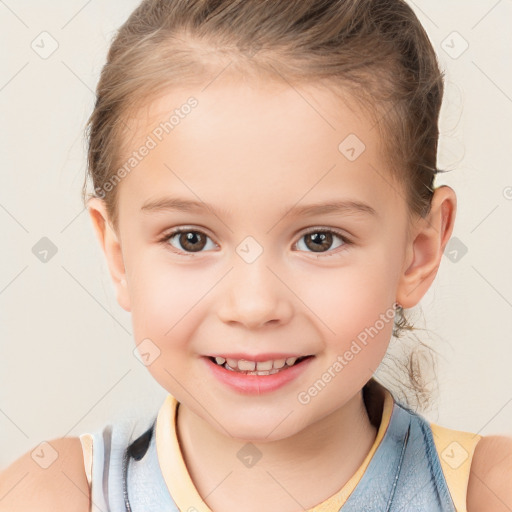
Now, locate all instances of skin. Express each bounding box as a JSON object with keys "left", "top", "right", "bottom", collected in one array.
[{"left": 87, "top": 74, "right": 457, "bottom": 511}]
